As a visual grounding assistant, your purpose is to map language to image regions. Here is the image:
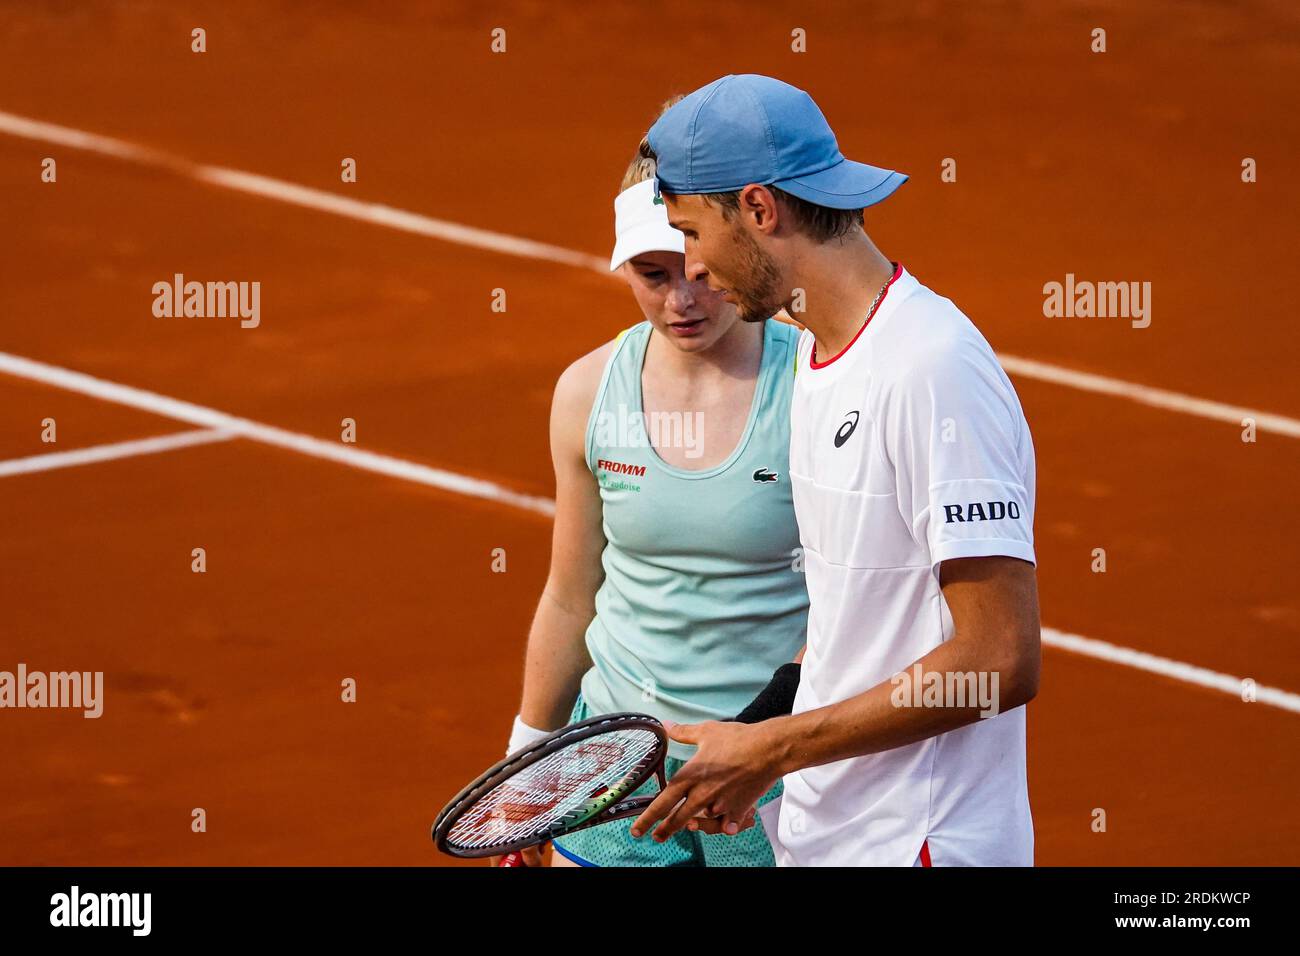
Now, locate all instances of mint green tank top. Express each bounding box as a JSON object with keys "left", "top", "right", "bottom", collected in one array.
[{"left": 580, "top": 319, "right": 809, "bottom": 758}]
